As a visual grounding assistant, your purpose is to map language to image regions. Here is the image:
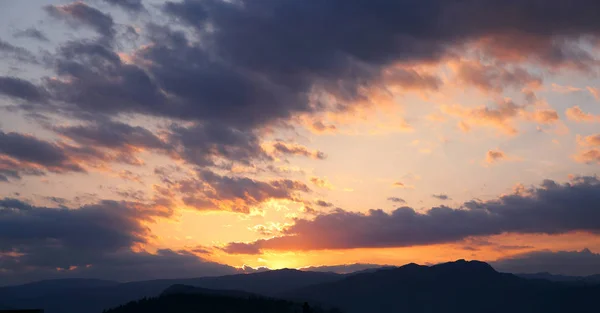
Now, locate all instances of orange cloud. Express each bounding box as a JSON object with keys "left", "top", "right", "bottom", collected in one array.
[
  {"left": 551, "top": 83, "right": 583, "bottom": 94},
  {"left": 310, "top": 176, "right": 333, "bottom": 189},
  {"left": 452, "top": 60, "right": 542, "bottom": 94},
  {"left": 442, "top": 99, "right": 558, "bottom": 135},
  {"left": 392, "top": 181, "right": 415, "bottom": 189},
  {"left": 587, "top": 87, "right": 600, "bottom": 101},
  {"left": 573, "top": 134, "right": 600, "bottom": 164},
  {"left": 565, "top": 106, "right": 600, "bottom": 123}
]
